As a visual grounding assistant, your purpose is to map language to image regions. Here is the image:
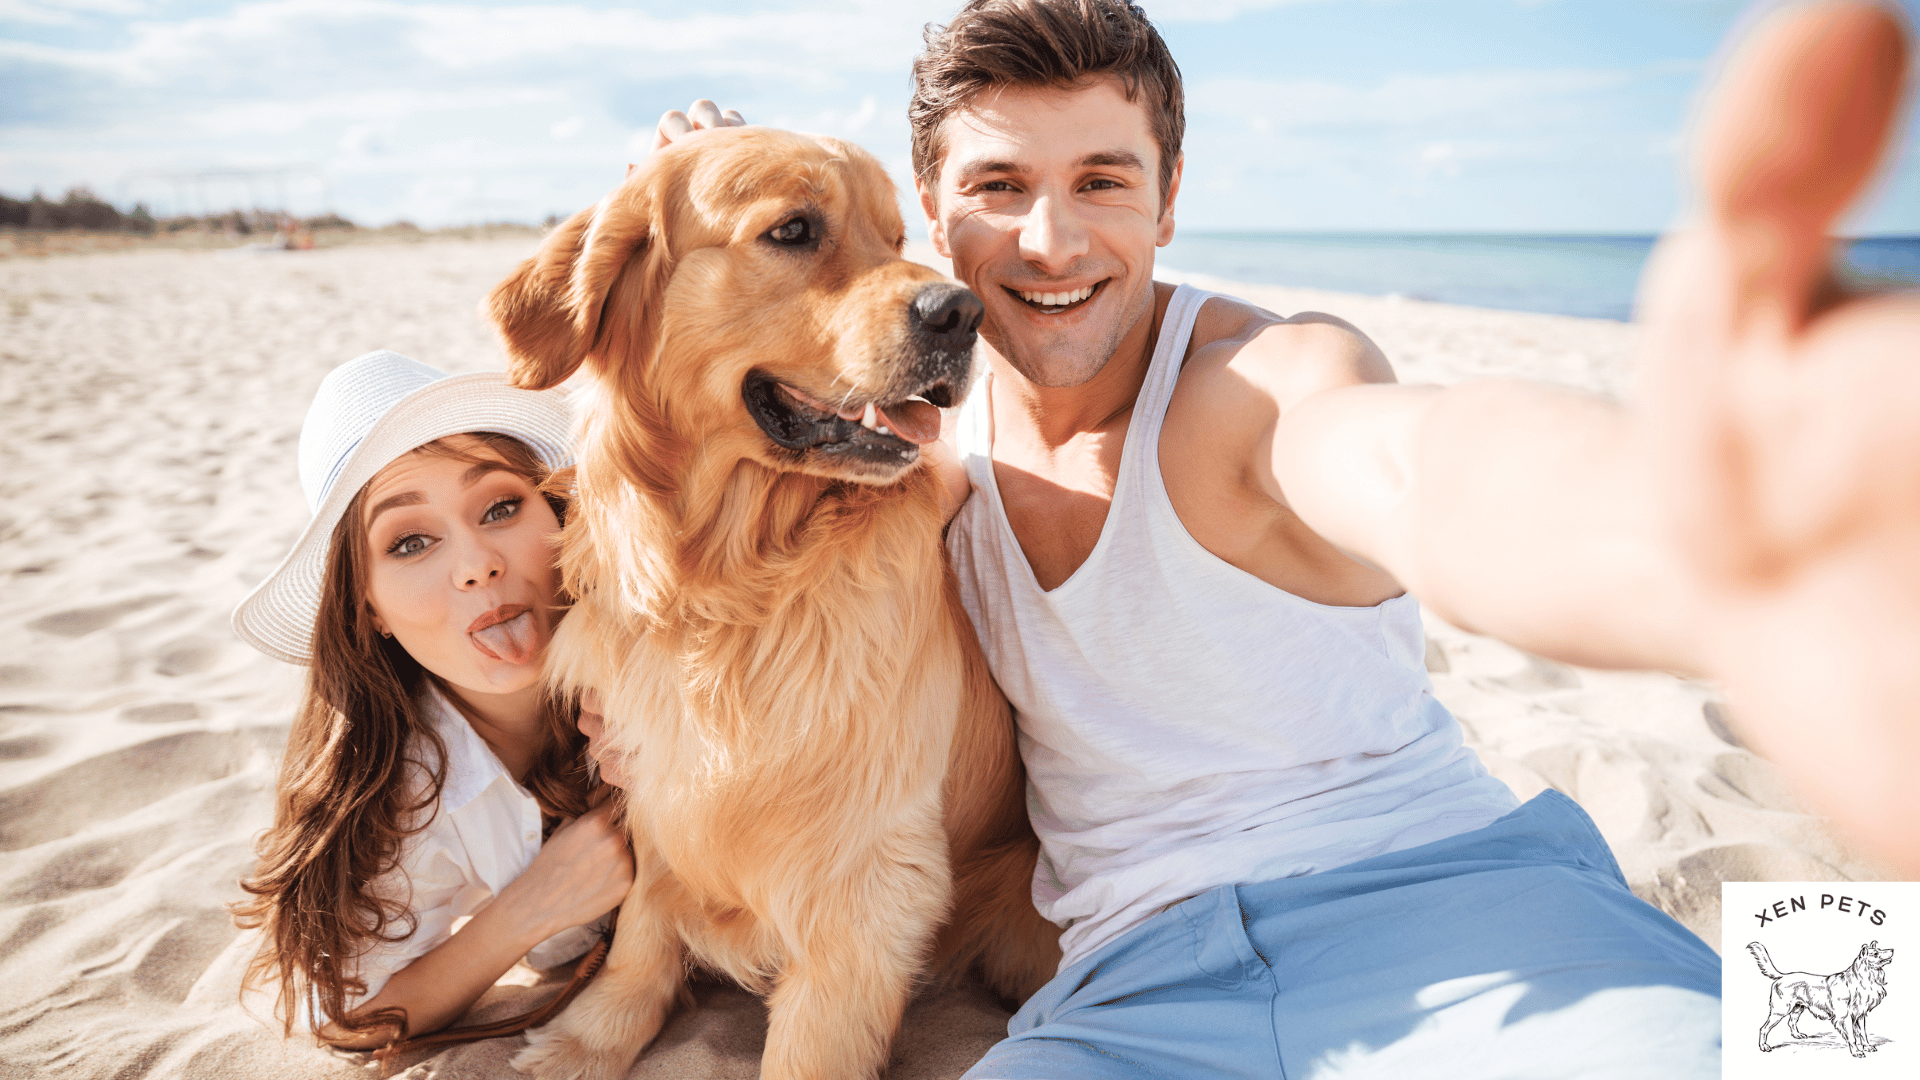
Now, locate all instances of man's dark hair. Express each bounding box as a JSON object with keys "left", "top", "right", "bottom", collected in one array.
[{"left": 909, "top": 0, "right": 1185, "bottom": 214}]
